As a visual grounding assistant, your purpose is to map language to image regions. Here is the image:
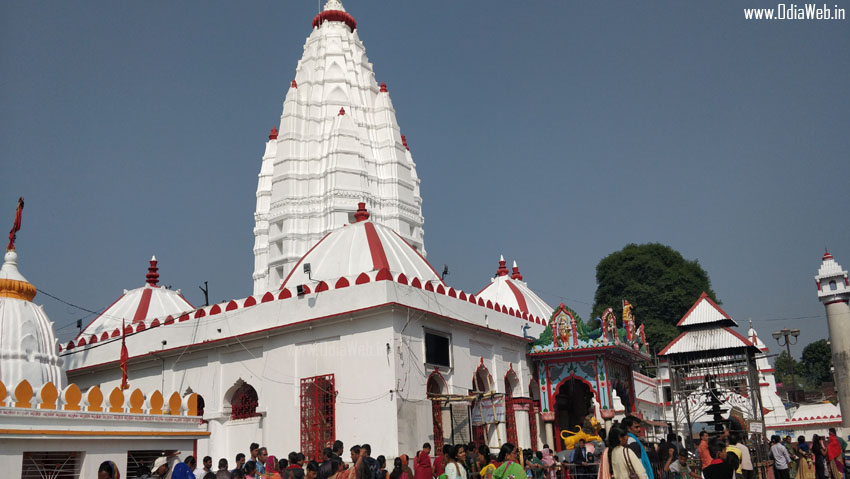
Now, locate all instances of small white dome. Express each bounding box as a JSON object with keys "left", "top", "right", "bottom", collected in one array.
[
  {"left": 0, "top": 250, "right": 66, "bottom": 389},
  {"left": 476, "top": 257, "right": 553, "bottom": 321},
  {"left": 280, "top": 203, "right": 442, "bottom": 290},
  {"left": 77, "top": 256, "right": 194, "bottom": 341}
]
